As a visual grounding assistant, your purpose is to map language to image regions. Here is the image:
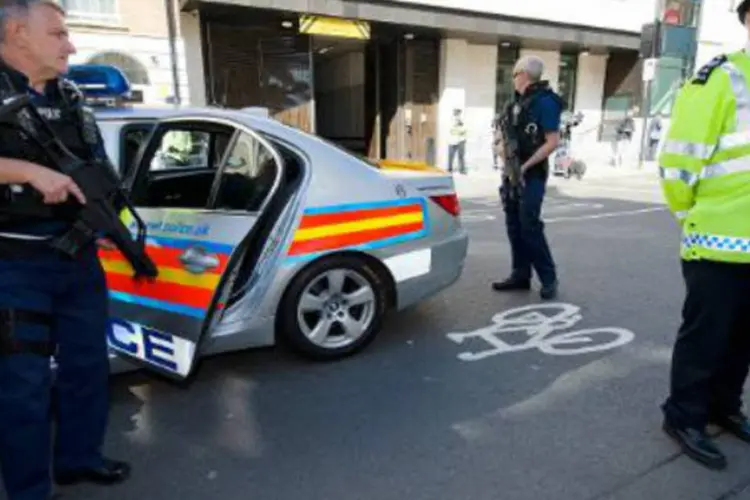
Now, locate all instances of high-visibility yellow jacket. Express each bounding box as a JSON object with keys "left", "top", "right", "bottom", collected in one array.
[{"left": 659, "top": 49, "right": 750, "bottom": 263}]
